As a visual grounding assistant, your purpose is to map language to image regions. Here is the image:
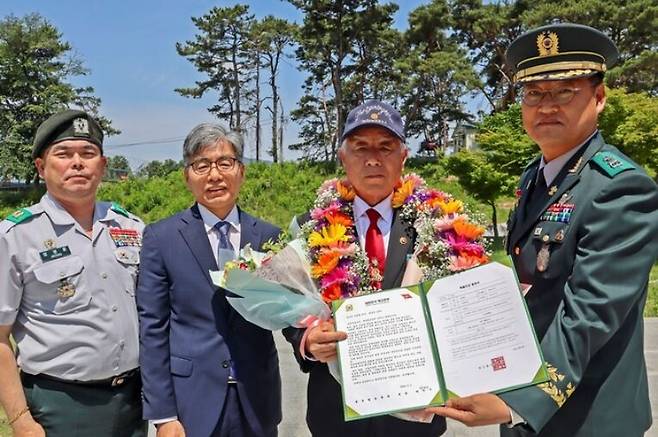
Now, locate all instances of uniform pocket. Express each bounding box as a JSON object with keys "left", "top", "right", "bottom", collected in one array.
[
  {"left": 531, "top": 222, "right": 569, "bottom": 278},
  {"left": 114, "top": 247, "right": 140, "bottom": 295},
  {"left": 31, "top": 256, "right": 91, "bottom": 315},
  {"left": 170, "top": 355, "right": 193, "bottom": 377}
]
